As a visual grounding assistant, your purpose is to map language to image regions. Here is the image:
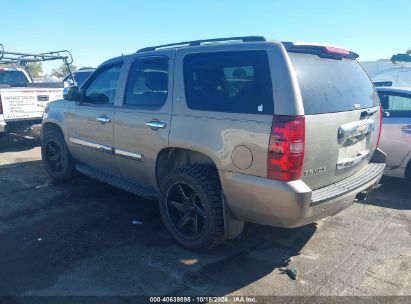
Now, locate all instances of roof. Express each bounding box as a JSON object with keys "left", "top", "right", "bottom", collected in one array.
[
  {"left": 75, "top": 68, "right": 95, "bottom": 73},
  {"left": 134, "top": 36, "right": 358, "bottom": 59},
  {"left": 376, "top": 86, "right": 411, "bottom": 94},
  {"left": 137, "top": 36, "right": 266, "bottom": 53}
]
